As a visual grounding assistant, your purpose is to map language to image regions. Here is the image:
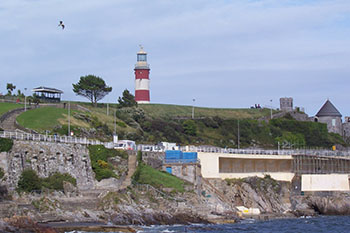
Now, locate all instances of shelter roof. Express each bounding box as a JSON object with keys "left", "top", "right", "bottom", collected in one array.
[
  {"left": 32, "top": 86, "right": 63, "bottom": 94},
  {"left": 316, "top": 100, "right": 342, "bottom": 117}
]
